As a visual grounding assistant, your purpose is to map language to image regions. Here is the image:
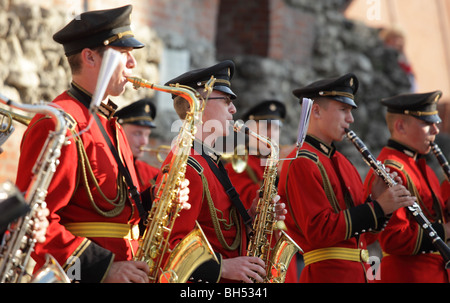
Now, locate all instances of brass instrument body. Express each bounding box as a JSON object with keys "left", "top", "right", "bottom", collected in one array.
[
  {"left": 220, "top": 144, "right": 248, "bottom": 173},
  {"left": 0, "top": 108, "right": 32, "bottom": 131},
  {"left": 0, "top": 95, "right": 71, "bottom": 283},
  {"left": 140, "top": 145, "right": 171, "bottom": 163},
  {"left": 345, "top": 128, "right": 450, "bottom": 269},
  {"left": 430, "top": 142, "right": 450, "bottom": 180},
  {"left": 29, "top": 254, "right": 70, "bottom": 283},
  {"left": 234, "top": 121, "right": 302, "bottom": 283},
  {"left": 127, "top": 76, "right": 218, "bottom": 283}
]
